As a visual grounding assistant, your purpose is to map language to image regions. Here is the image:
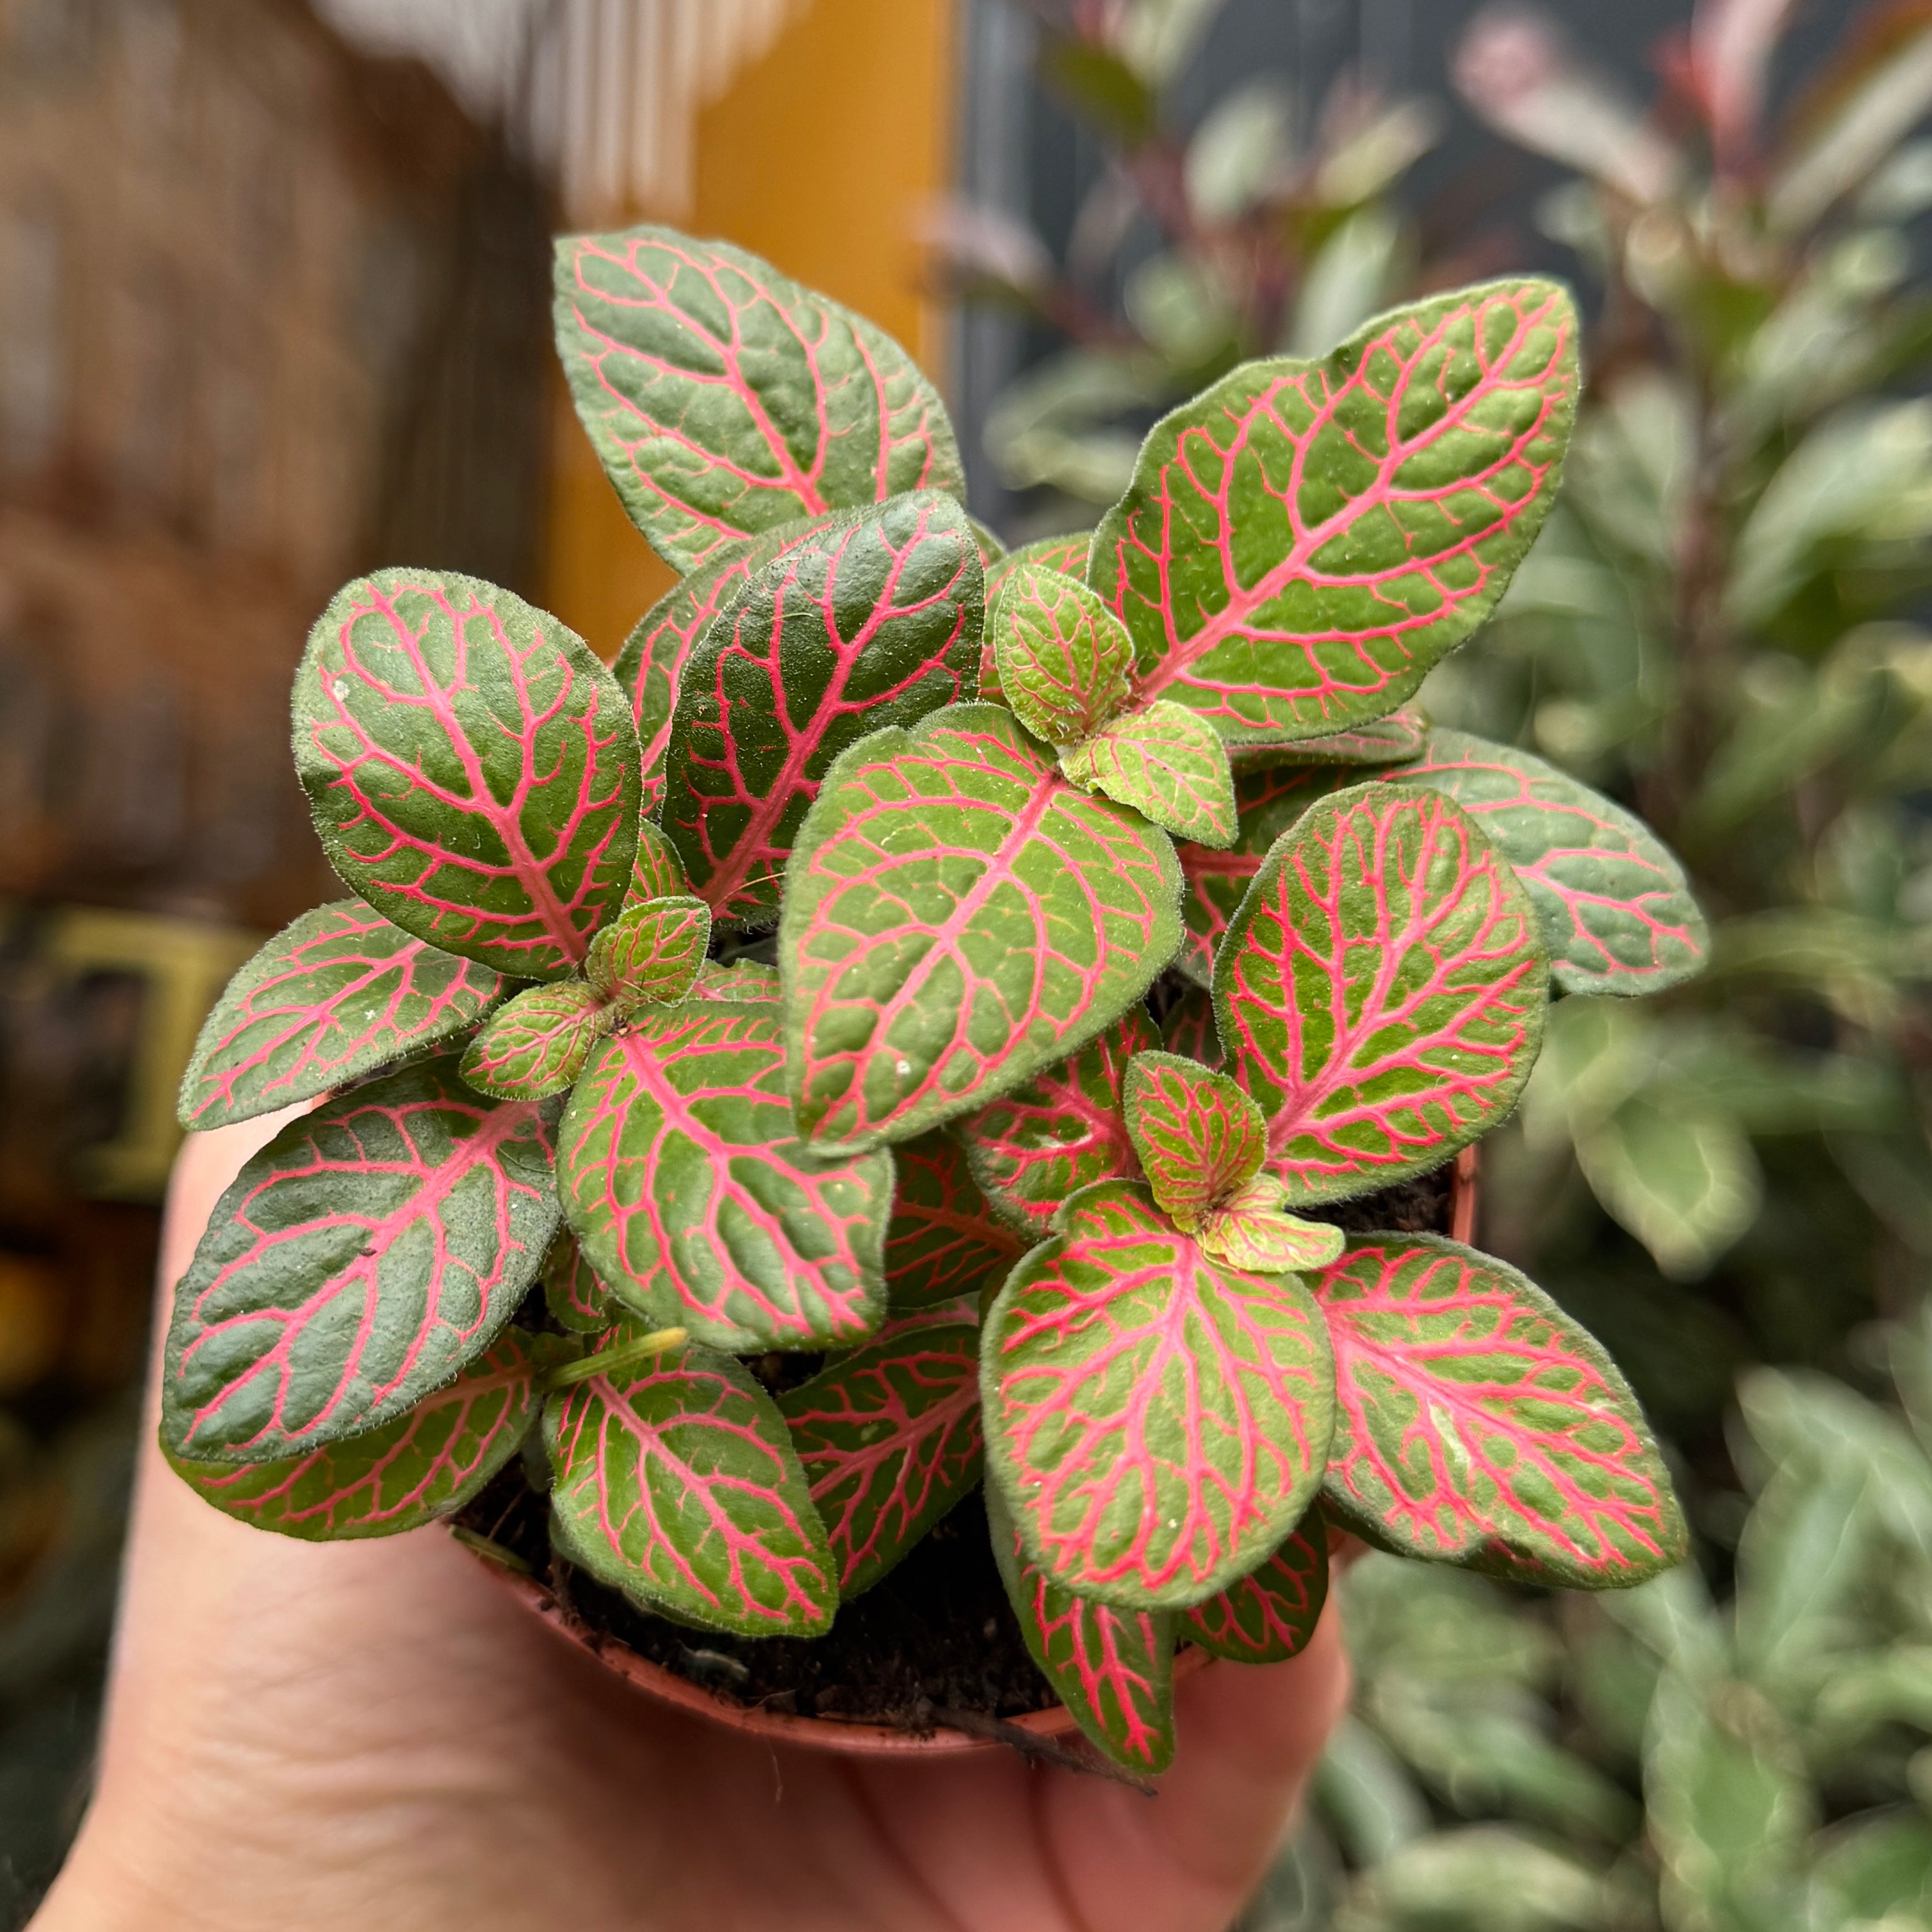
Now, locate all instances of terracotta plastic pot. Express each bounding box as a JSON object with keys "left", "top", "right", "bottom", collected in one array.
[{"left": 466, "top": 1150, "right": 1480, "bottom": 1758}]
